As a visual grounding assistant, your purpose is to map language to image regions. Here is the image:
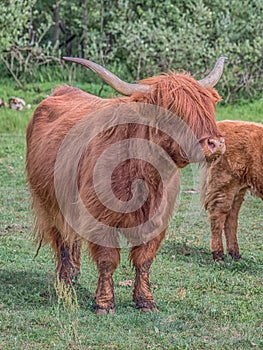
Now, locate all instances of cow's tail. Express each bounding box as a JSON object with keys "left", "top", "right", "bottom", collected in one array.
[{"left": 34, "top": 237, "right": 43, "bottom": 259}]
